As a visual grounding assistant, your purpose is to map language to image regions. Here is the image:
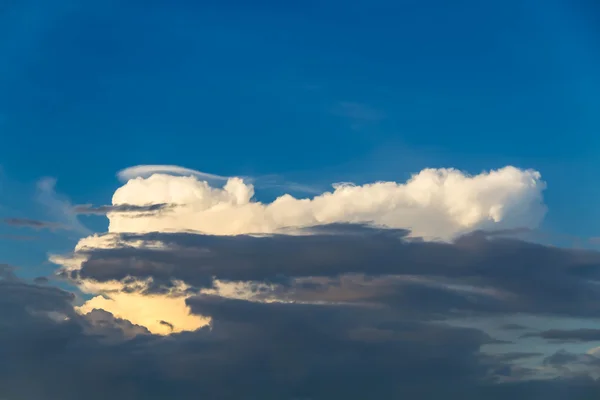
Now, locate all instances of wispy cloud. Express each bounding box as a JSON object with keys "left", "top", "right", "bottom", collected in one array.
[
  {"left": 3, "top": 217, "right": 67, "bottom": 231},
  {"left": 117, "top": 165, "right": 229, "bottom": 183},
  {"left": 35, "top": 177, "right": 91, "bottom": 235},
  {"left": 118, "top": 165, "right": 320, "bottom": 194},
  {"left": 73, "top": 203, "right": 175, "bottom": 215}
]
